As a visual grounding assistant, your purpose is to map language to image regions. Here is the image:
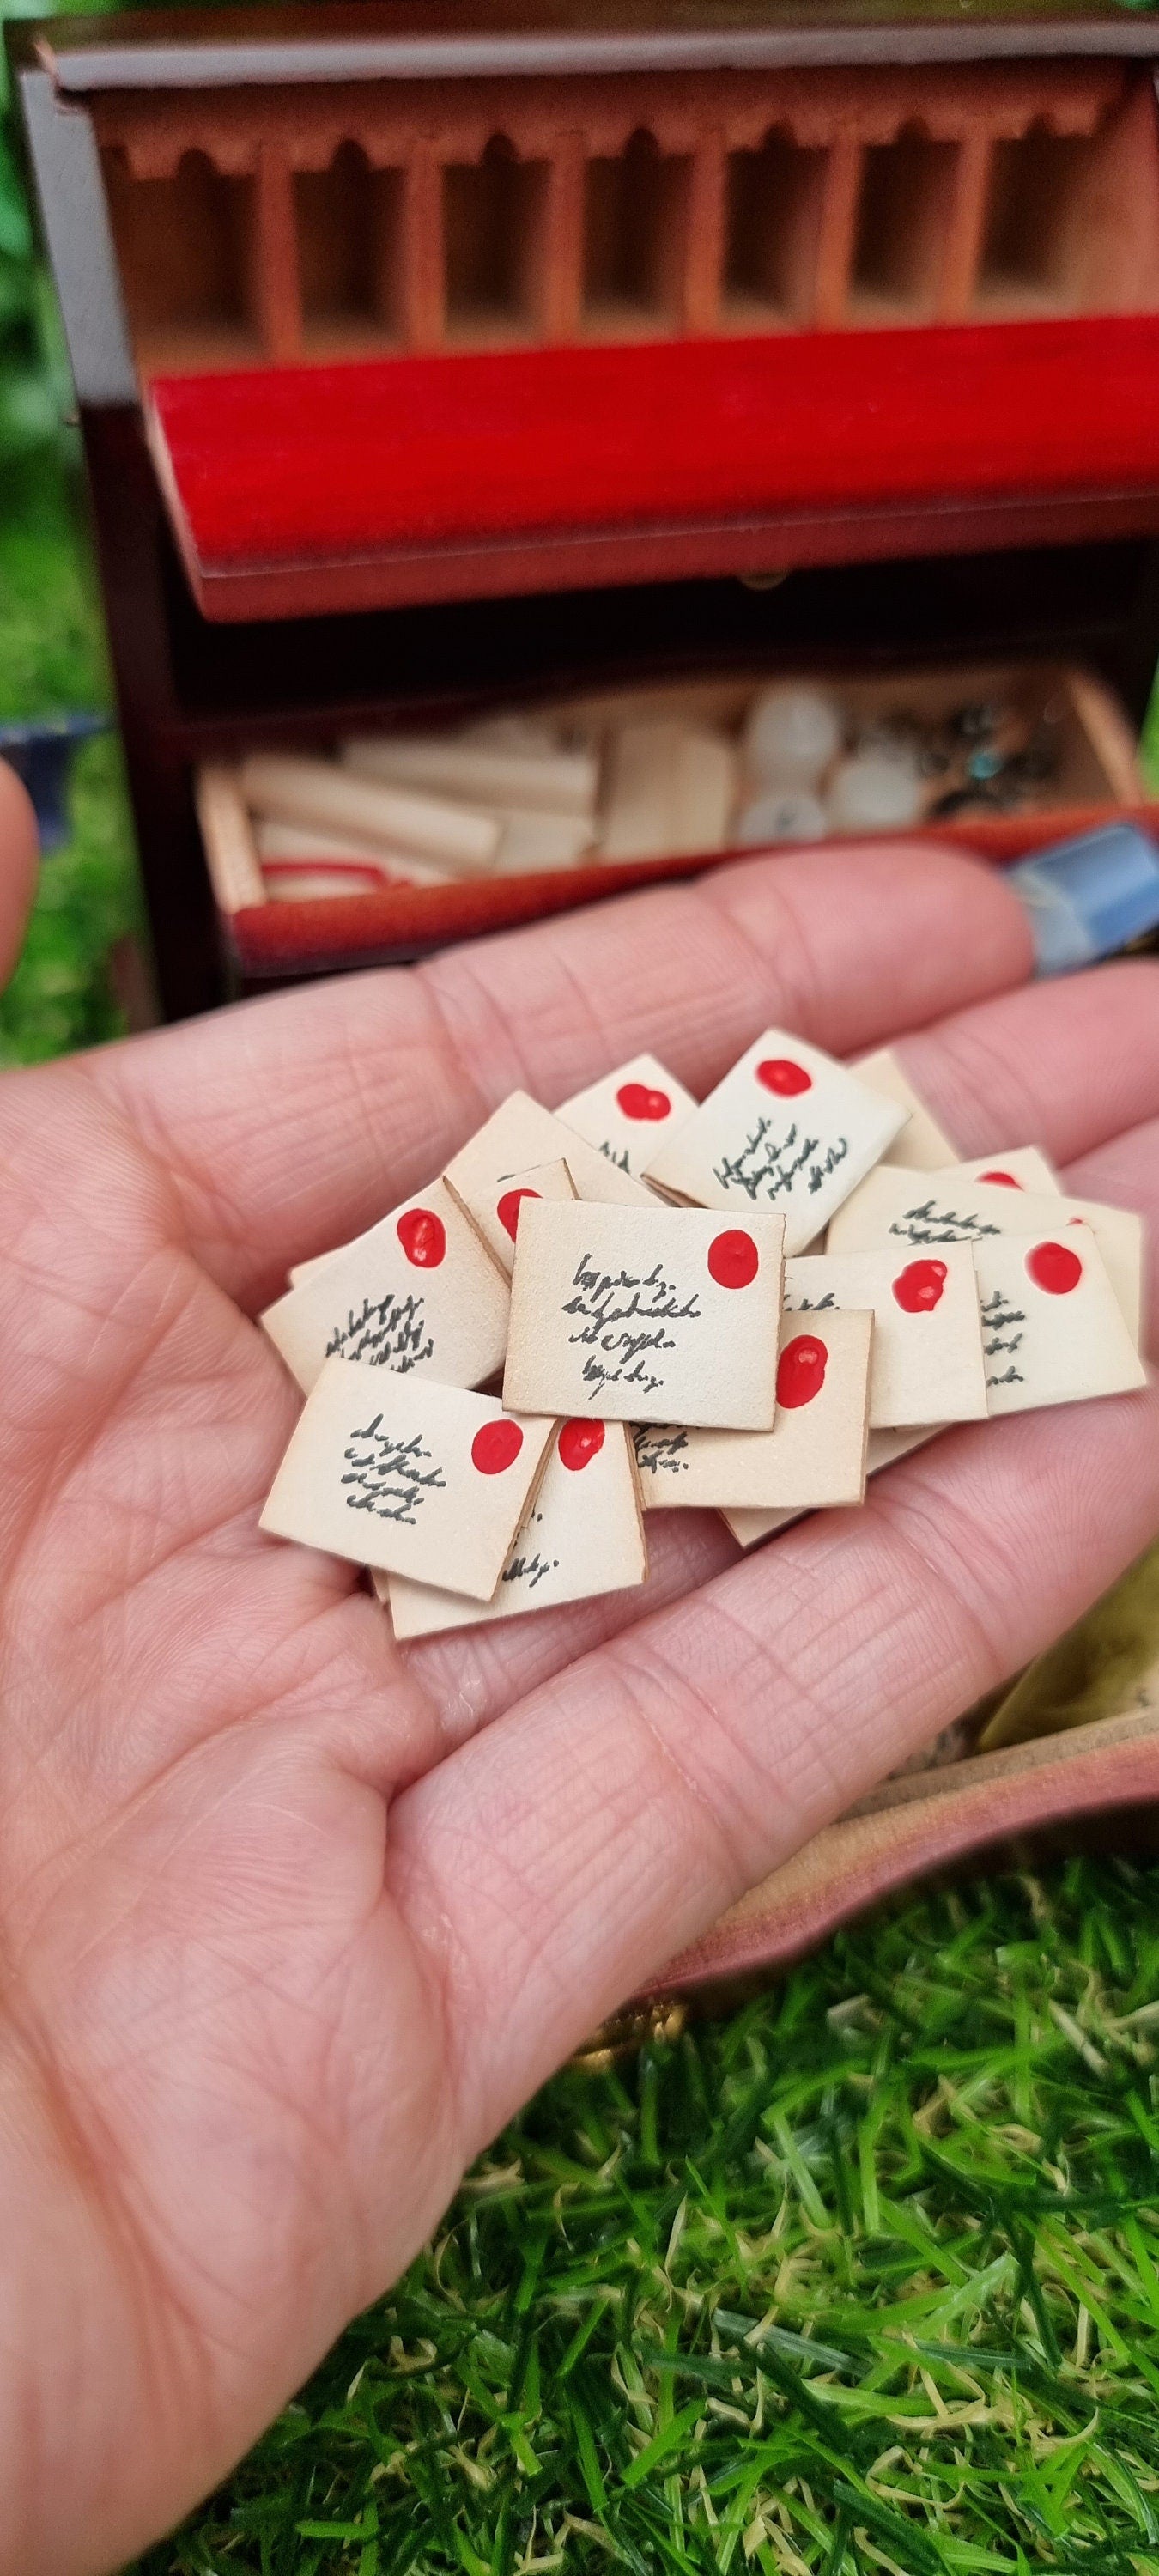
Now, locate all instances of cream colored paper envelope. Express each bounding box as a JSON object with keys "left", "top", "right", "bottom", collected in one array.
[
  {"left": 260, "top": 1362, "right": 555, "bottom": 1596},
  {"left": 632, "top": 1309, "right": 871, "bottom": 1510},
  {"left": 260, "top": 1178, "right": 508, "bottom": 1396},
  {"left": 826, "top": 1164, "right": 1143, "bottom": 1341},
  {"left": 444, "top": 1089, "right": 653, "bottom": 1269},
  {"left": 974, "top": 1226, "right": 1146, "bottom": 1414},
  {"left": 853, "top": 1048, "right": 957, "bottom": 1170},
  {"left": 384, "top": 1418, "right": 646, "bottom": 1637},
  {"left": 784, "top": 1245, "right": 987, "bottom": 1427},
  {"left": 721, "top": 1421, "right": 943, "bottom": 1548},
  {"left": 558, "top": 1053, "right": 697, "bottom": 1181},
  {"left": 451, "top": 1156, "right": 577, "bottom": 1279},
  {"left": 641, "top": 1030, "right": 907, "bottom": 1253},
  {"left": 503, "top": 1200, "right": 786, "bottom": 1428}
]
